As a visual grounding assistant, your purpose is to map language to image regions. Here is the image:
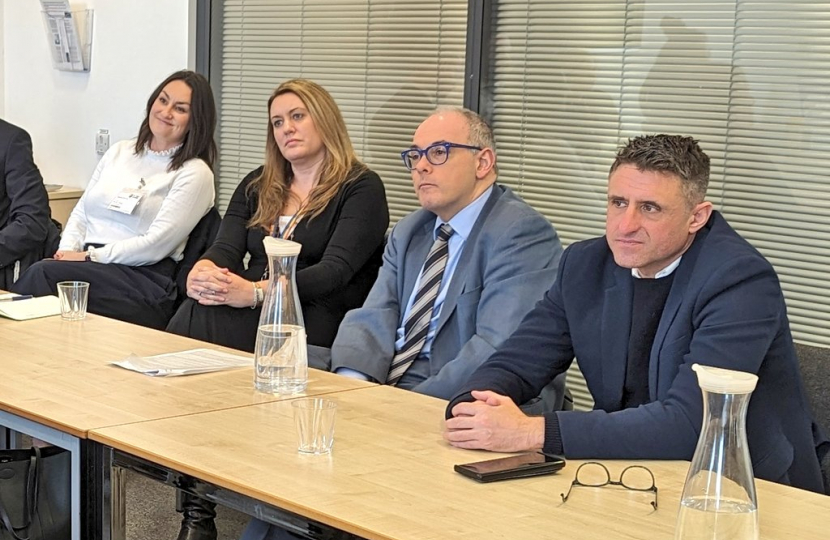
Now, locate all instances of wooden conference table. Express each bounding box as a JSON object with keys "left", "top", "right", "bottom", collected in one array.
[
  {"left": 0, "top": 312, "right": 373, "bottom": 540},
  {"left": 2, "top": 312, "right": 828, "bottom": 539},
  {"left": 90, "top": 384, "right": 830, "bottom": 540}
]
